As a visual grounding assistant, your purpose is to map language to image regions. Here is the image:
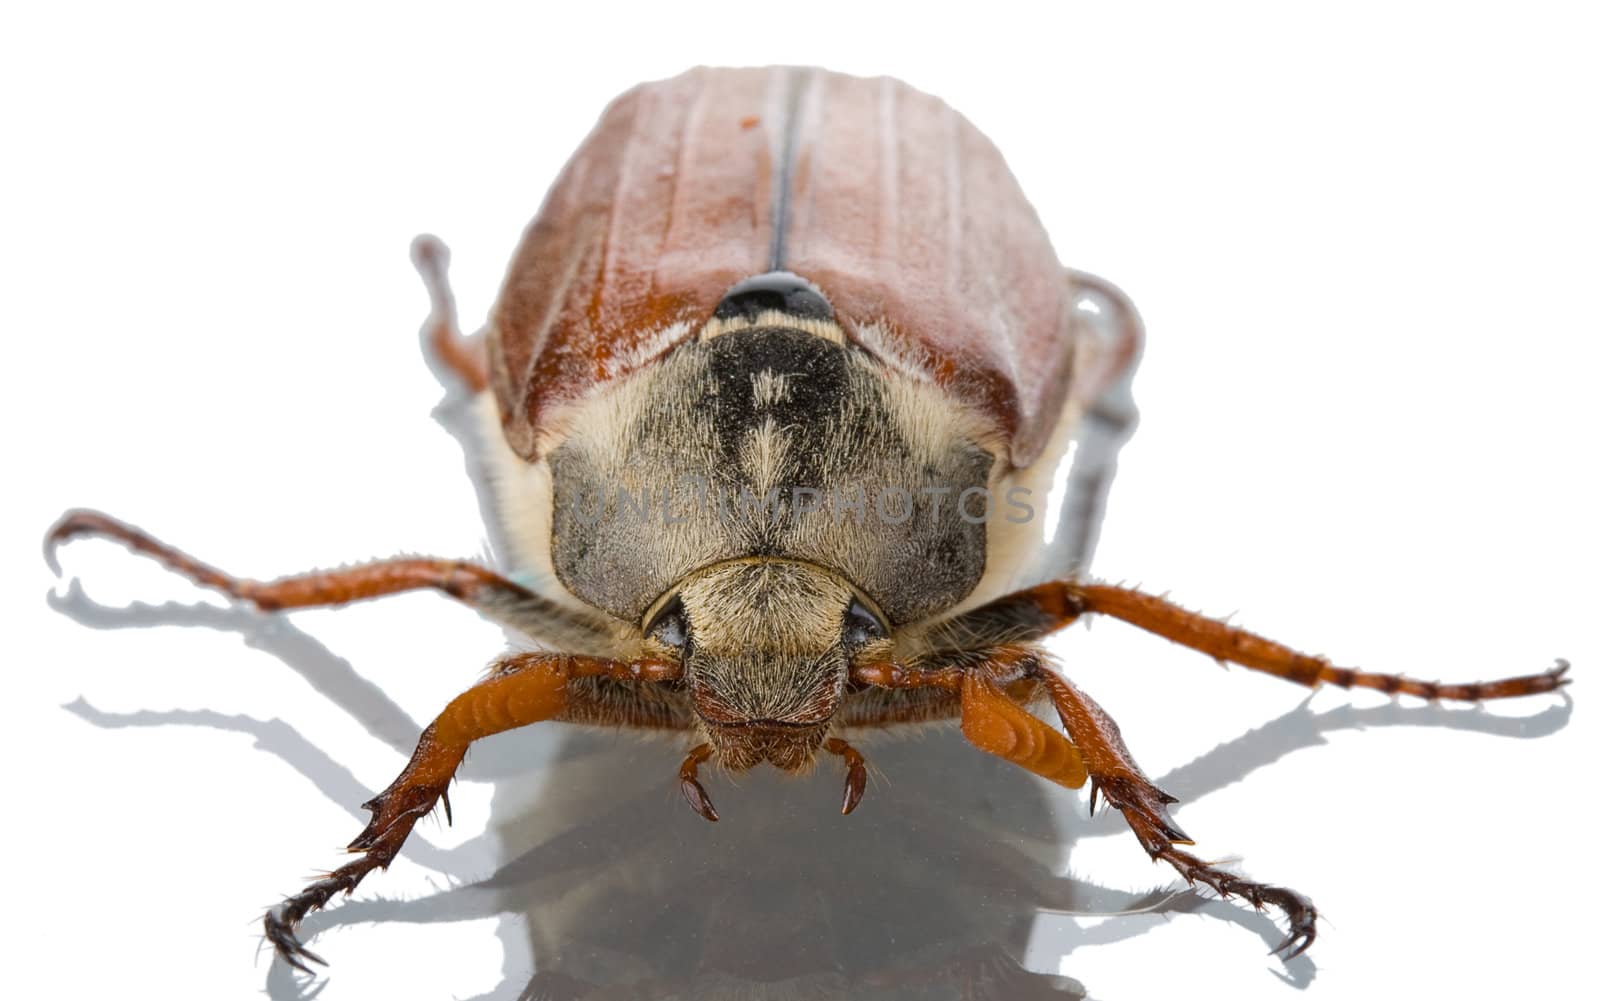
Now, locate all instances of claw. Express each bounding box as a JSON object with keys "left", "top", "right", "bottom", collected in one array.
[
  {"left": 263, "top": 910, "right": 327, "bottom": 973},
  {"left": 1097, "top": 771, "right": 1320, "bottom": 961},
  {"left": 1273, "top": 920, "right": 1317, "bottom": 960},
  {"left": 288, "top": 945, "right": 327, "bottom": 972},
  {"left": 1274, "top": 888, "right": 1318, "bottom": 959}
]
